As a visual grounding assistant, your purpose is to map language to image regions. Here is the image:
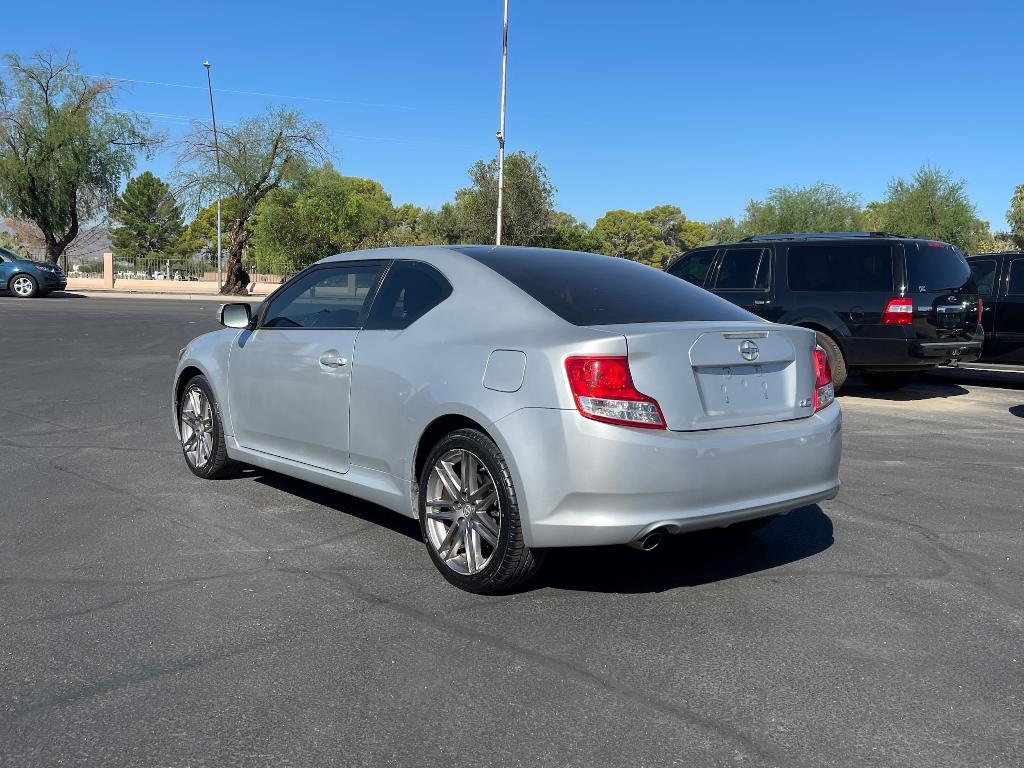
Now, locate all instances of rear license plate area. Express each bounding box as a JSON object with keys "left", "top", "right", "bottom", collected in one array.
[
  {"left": 936, "top": 312, "right": 963, "bottom": 330},
  {"left": 694, "top": 362, "right": 790, "bottom": 417}
]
